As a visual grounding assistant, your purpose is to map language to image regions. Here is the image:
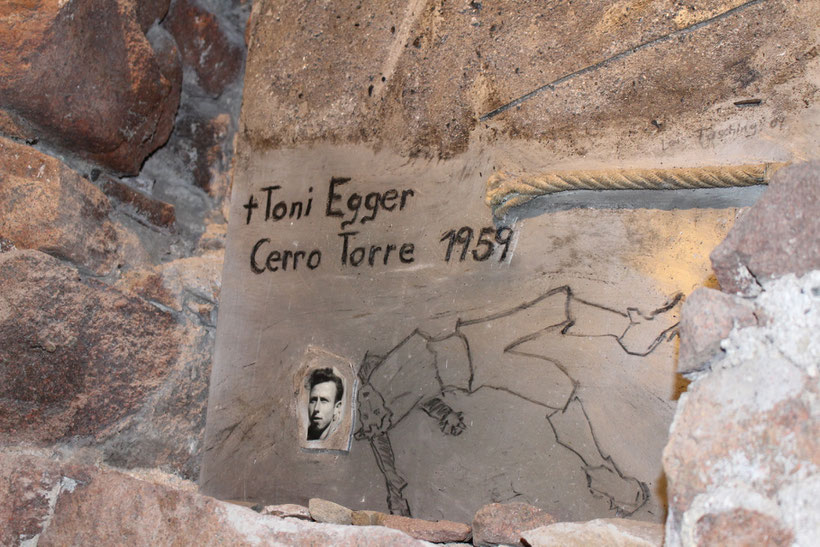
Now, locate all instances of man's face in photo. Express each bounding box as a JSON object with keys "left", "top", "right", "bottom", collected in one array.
[{"left": 309, "top": 380, "right": 340, "bottom": 433}]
